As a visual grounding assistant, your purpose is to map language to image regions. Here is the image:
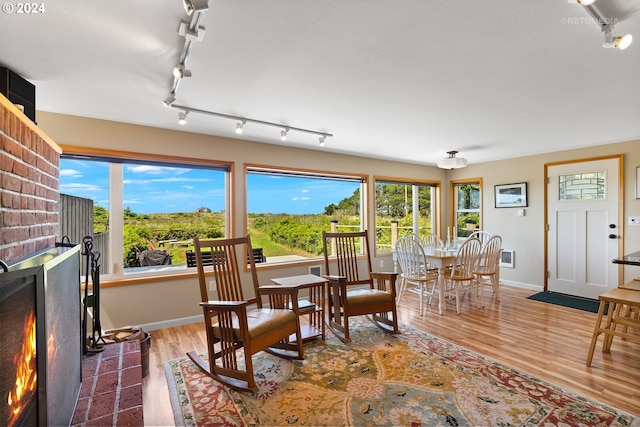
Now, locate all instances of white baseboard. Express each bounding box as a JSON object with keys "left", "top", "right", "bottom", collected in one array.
[
  {"left": 500, "top": 280, "right": 543, "bottom": 291},
  {"left": 134, "top": 314, "right": 204, "bottom": 332}
]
